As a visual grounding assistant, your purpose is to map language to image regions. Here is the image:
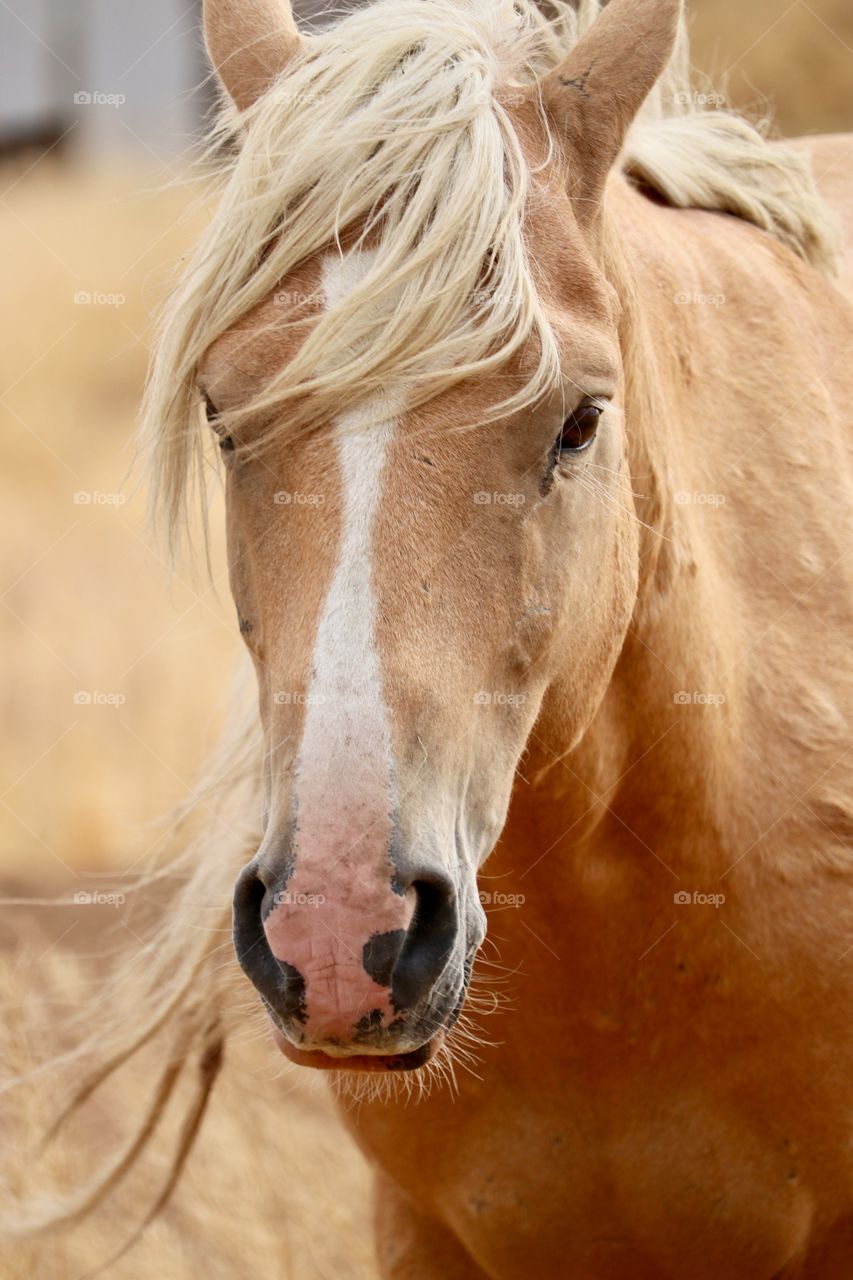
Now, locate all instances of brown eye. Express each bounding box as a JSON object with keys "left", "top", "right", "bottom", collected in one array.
[{"left": 558, "top": 401, "right": 602, "bottom": 454}]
